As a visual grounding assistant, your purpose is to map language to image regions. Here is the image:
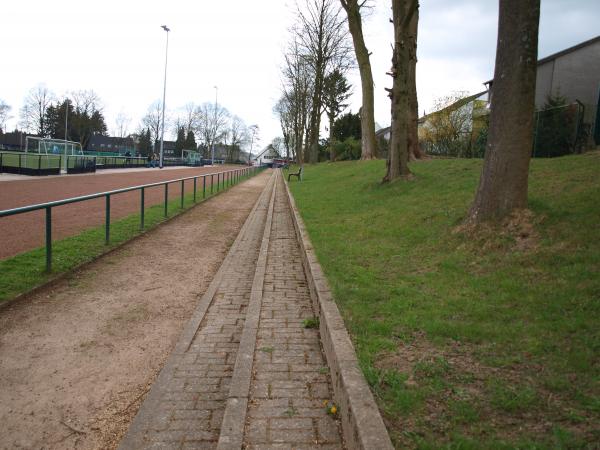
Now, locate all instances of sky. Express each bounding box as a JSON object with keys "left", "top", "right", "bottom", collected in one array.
[{"left": 1, "top": 0, "right": 599, "bottom": 150}]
